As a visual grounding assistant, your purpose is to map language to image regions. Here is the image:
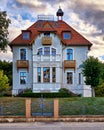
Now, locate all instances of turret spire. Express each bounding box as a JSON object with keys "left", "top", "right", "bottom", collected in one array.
[{"left": 56, "top": 6, "right": 64, "bottom": 20}]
